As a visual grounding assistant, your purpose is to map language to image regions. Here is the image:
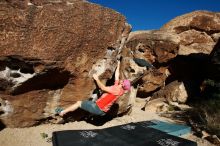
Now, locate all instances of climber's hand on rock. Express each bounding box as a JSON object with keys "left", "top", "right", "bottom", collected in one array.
[
  {"left": 93, "top": 74, "right": 99, "bottom": 81},
  {"left": 117, "top": 59, "right": 121, "bottom": 66},
  {"left": 117, "top": 55, "right": 122, "bottom": 61}
]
